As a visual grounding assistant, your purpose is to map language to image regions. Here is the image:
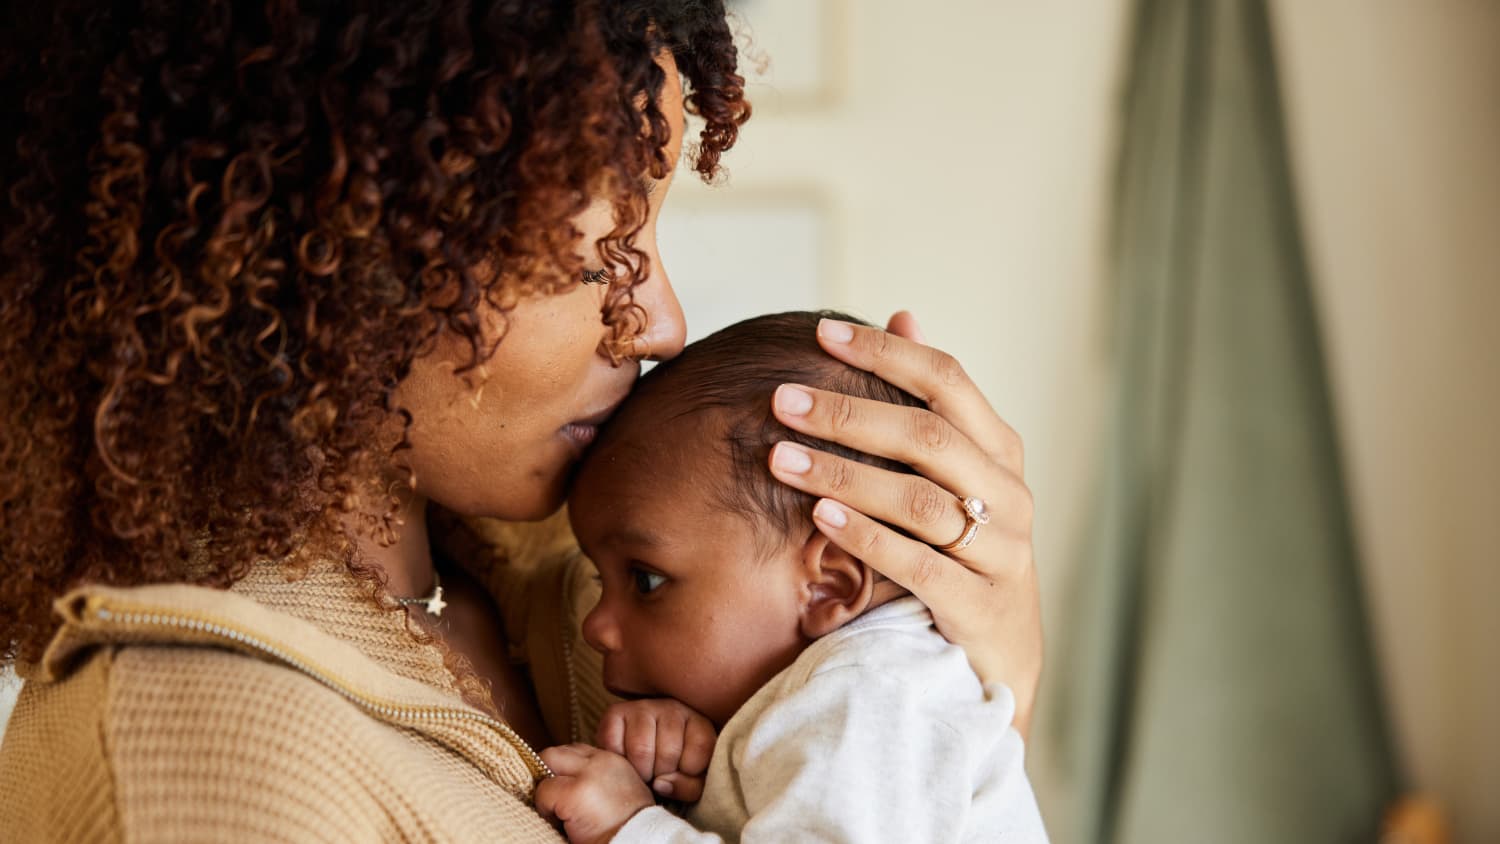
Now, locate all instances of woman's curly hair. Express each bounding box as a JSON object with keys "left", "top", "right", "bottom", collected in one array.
[{"left": 0, "top": 0, "right": 750, "bottom": 666}]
